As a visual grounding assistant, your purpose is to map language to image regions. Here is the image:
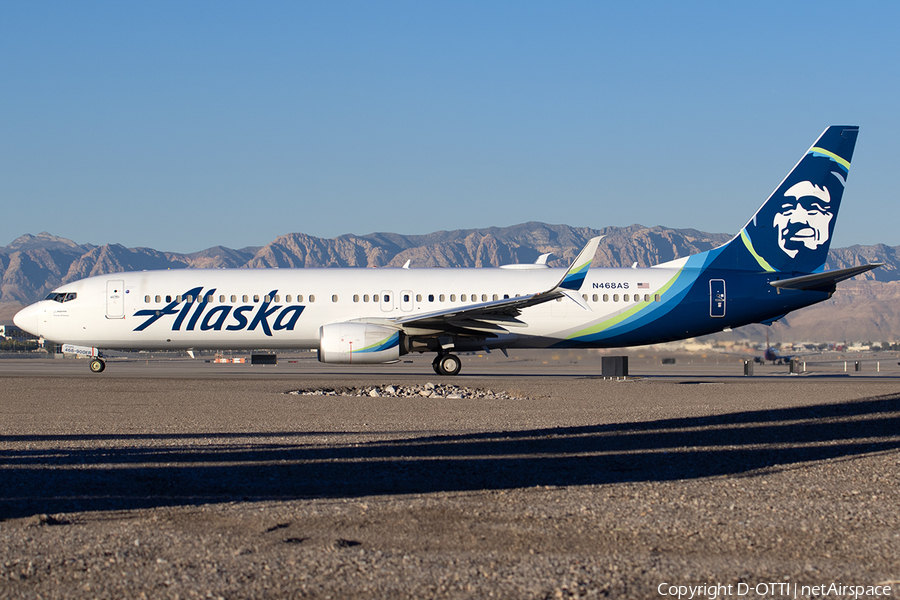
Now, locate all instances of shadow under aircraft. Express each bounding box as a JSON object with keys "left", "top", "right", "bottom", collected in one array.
[{"left": 2, "top": 394, "right": 900, "bottom": 519}]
